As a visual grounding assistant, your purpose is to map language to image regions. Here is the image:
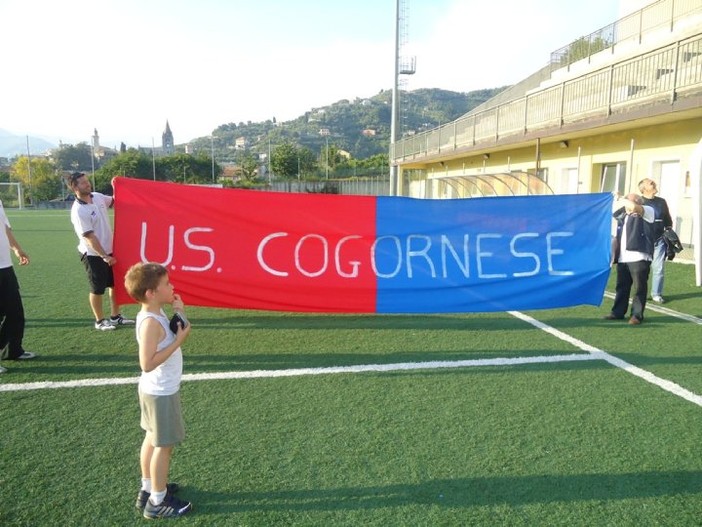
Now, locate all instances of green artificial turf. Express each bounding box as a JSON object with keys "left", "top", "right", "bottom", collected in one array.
[{"left": 1, "top": 209, "right": 701, "bottom": 526}]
